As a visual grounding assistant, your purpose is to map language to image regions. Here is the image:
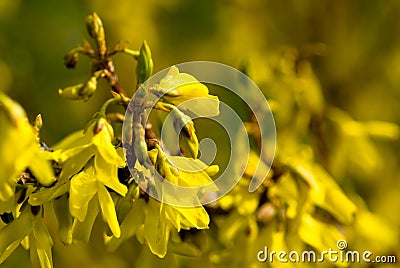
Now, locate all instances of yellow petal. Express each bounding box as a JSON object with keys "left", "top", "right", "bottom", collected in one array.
[
  {"left": 52, "top": 194, "right": 73, "bottom": 246},
  {"left": 144, "top": 199, "right": 170, "bottom": 258},
  {"left": 298, "top": 214, "right": 345, "bottom": 252},
  {"left": 0, "top": 208, "right": 33, "bottom": 263},
  {"left": 31, "top": 216, "right": 54, "bottom": 268},
  {"left": 93, "top": 122, "right": 125, "bottom": 166},
  {"left": 167, "top": 205, "right": 210, "bottom": 230},
  {"left": 69, "top": 166, "right": 98, "bottom": 222},
  {"left": 52, "top": 129, "right": 88, "bottom": 151},
  {"left": 159, "top": 66, "right": 220, "bottom": 116},
  {"left": 29, "top": 151, "right": 55, "bottom": 186},
  {"left": 95, "top": 154, "right": 127, "bottom": 196},
  {"left": 97, "top": 184, "right": 121, "bottom": 238},
  {"left": 29, "top": 182, "right": 70, "bottom": 206},
  {"left": 106, "top": 199, "right": 146, "bottom": 252},
  {"left": 71, "top": 197, "right": 100, "bottom": 243},
  {"left": 0, "top": 93, "right": 38, "bottom": 201},
  {"left": 168, "top": 156, "right": 217, "bottom": 188}
]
